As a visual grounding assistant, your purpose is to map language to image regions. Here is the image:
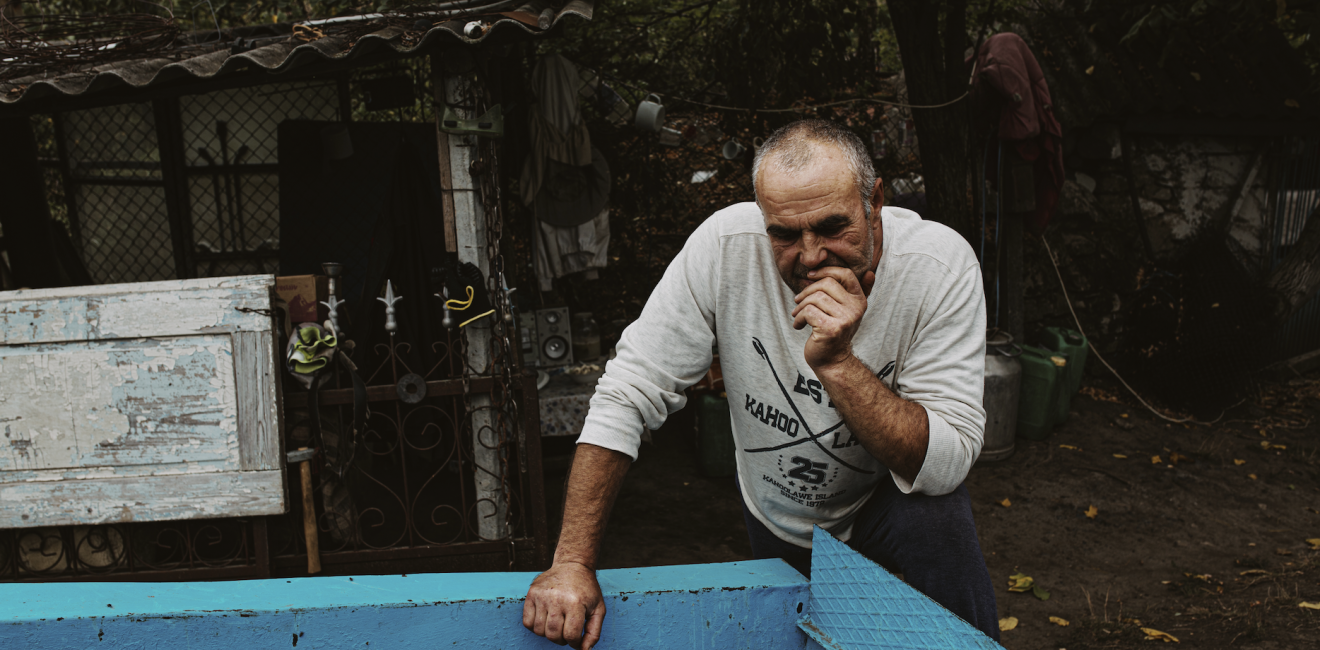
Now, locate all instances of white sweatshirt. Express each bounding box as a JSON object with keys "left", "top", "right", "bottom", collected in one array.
[{"left": 578, "top": 203, "right": 987, "bottom": 547}]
